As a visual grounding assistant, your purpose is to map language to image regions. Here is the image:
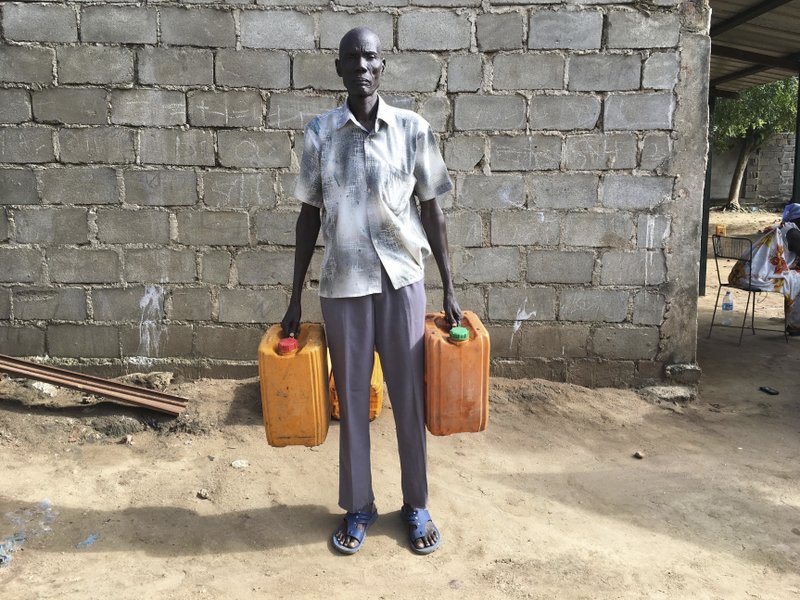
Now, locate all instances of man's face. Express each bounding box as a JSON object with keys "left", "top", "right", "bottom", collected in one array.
[{"left": 336, "top": 30, "right": 385, "bottom": 98}]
